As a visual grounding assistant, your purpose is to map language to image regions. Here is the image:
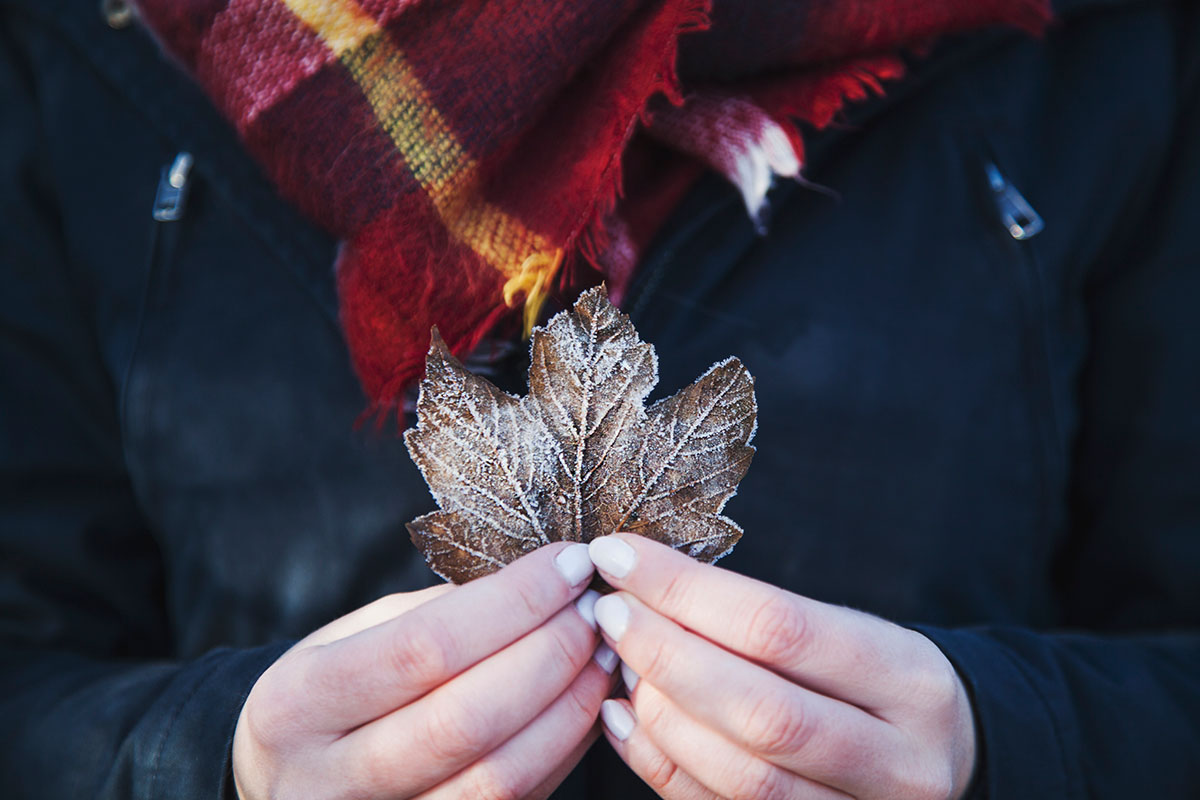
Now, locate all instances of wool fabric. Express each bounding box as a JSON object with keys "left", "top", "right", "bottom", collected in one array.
[{"left": 133, "top": 0, "right": 1050, "bottom": 413}]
